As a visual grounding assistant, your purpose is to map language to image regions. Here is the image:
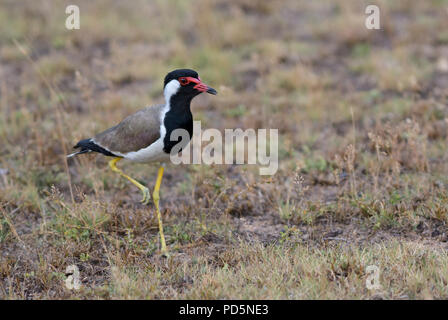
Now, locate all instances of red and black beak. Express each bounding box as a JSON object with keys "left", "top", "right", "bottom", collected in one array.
[{"left": 186, "top": 77, "right": 217, "bottom": 95}]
